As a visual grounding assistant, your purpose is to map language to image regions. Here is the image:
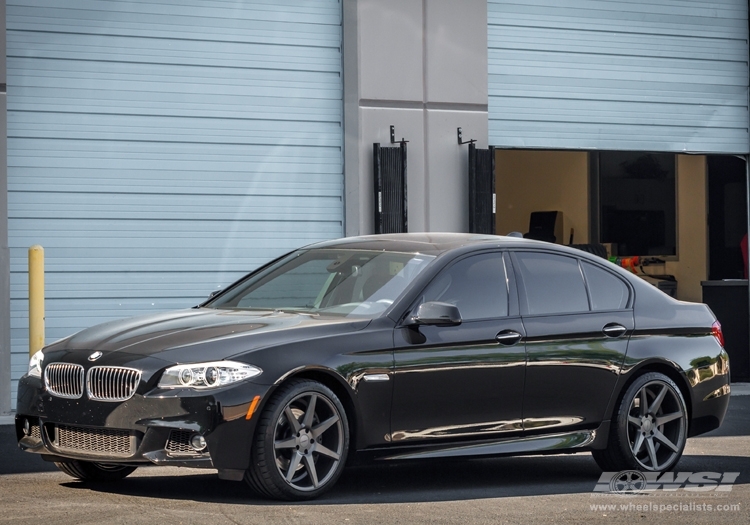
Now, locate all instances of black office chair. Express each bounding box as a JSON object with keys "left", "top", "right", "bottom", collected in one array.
[{"left": 524, "top": 211, "right": 562, "bottom": 243}]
